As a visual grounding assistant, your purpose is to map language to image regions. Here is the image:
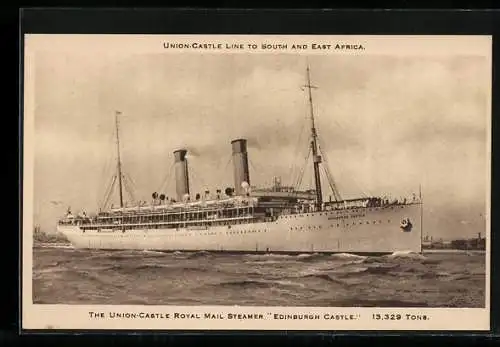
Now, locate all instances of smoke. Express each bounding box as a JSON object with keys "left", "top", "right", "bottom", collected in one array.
[
  {"left": 246, "top": 137, "right": 263, "bottom": 150},
  {"left": 184, "top": 147, "right": 201, "bottom": 157}
]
